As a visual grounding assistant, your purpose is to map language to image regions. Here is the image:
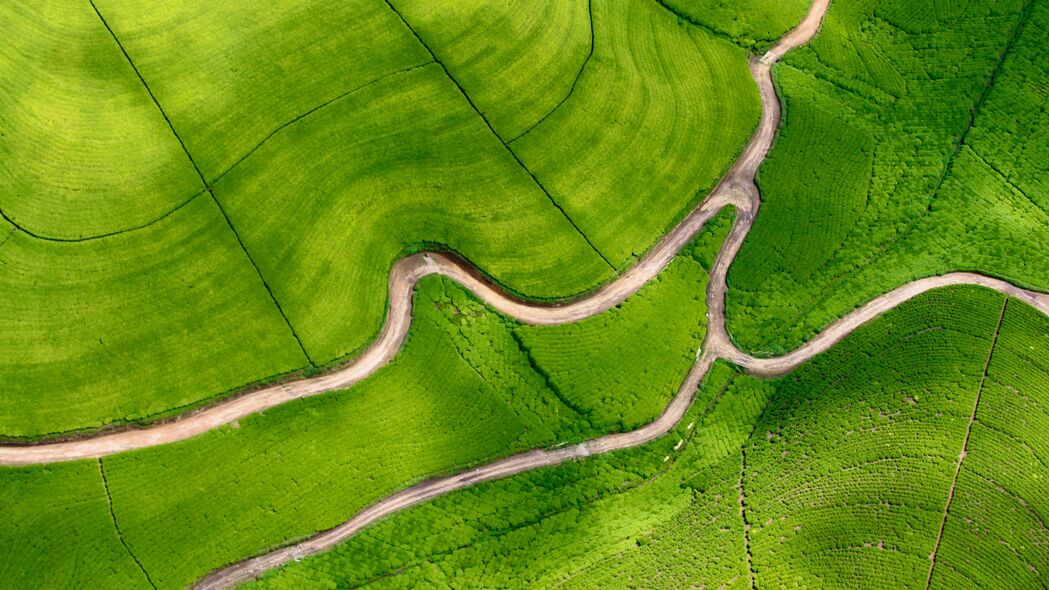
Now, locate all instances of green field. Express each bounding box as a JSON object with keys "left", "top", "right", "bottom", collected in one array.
[
  {"left": 245, "top": 287, "right": 1047, "bottom": 589},
  {"left": 727, "top": 0, "right": 1049, "bottom": 353},
  {"left": 0, "top": 196, "right": 307, "bottom": 438},
  {"left": 510, "top": 0, "right": 759, "bottom": 266},
  {"left": 0, "top": 1, "right": 199, "bottom": 239},
  {"left": 0, "top": 0, "right": 760, "bottom": 435},
  {"left": 0, "top": 215, "right": 730, "bottom": 589},
  {"left": 0, "top": 462, "right": 148, "bottom": 588},
  {"left": 3, "top": 0, "right": 1048, "bottom": 588},
  {"left": 660, "top": 0, "right": 813, "bottom": 48}
]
